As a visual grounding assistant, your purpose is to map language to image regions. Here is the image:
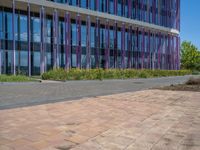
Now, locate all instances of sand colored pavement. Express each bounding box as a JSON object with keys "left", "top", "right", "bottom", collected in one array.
[{"left": 0, "top": 90, "right": 200, "bottom": 150}]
